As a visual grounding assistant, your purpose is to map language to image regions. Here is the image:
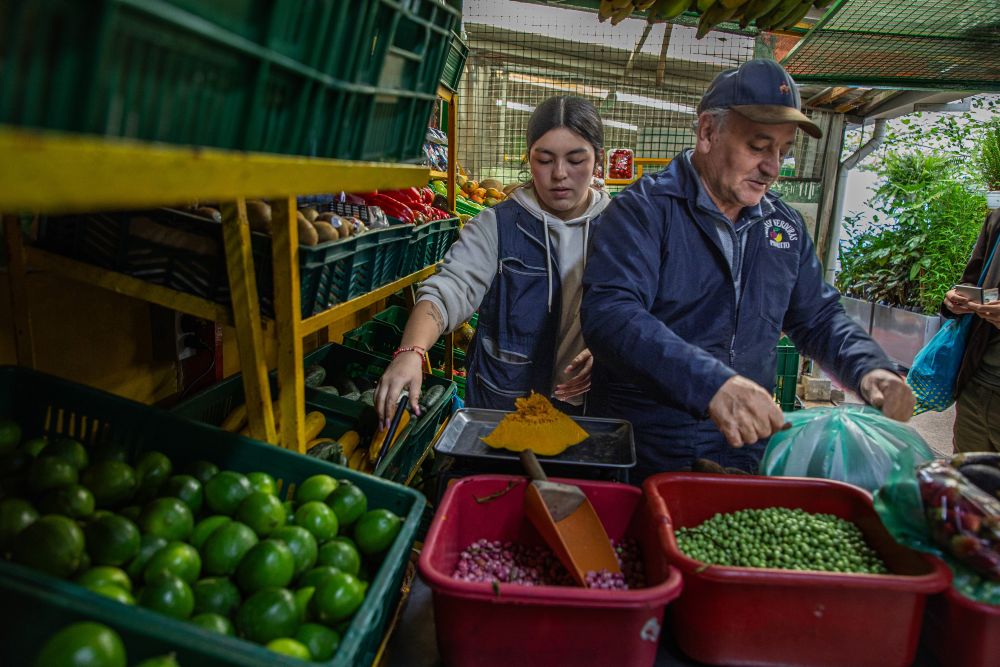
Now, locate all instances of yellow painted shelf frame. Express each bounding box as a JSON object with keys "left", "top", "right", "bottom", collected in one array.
[{"left": 1, "top": 126, "right": 436, "bottom": 453}]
